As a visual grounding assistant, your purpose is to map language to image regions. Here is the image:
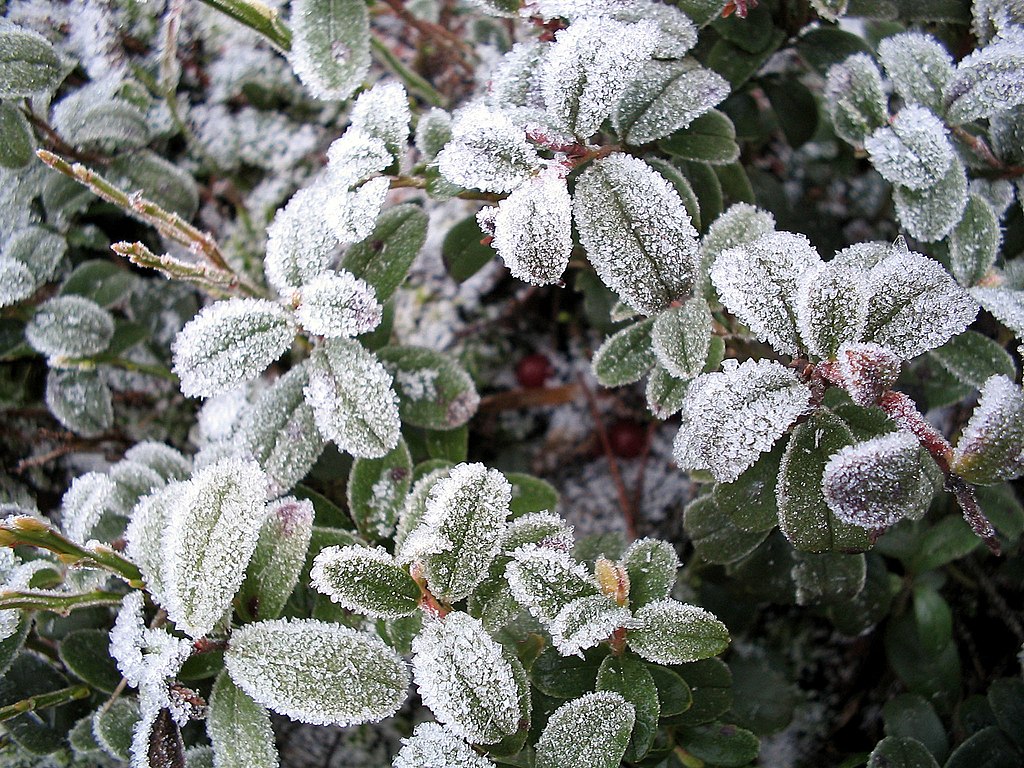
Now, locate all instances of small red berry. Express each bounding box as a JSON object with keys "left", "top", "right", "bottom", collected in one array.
[
  {"left": 516, "top": 353, "right": 553, "bottom": 388},
  {"left": 608, "top": 420, "right": 647, "bottom": 459}
]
